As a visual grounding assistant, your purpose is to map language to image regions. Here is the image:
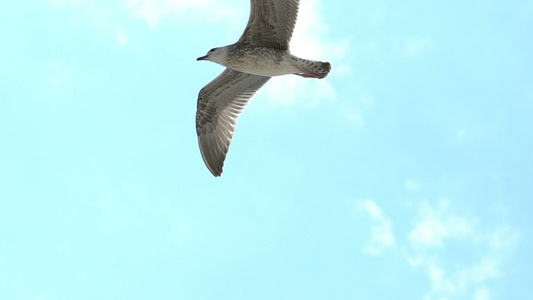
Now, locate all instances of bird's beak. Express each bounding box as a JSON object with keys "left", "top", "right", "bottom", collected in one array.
[{"left": 197, "top": 55, "right": 208, "bottom": 61}]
